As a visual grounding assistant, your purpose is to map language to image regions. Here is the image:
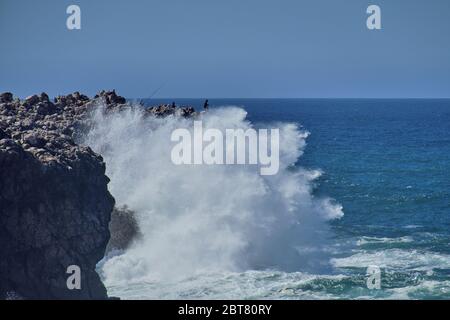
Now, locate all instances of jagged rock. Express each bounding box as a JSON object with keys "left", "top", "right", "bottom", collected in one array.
[
  {"left": 23, "top": 132, "right": 47, "bottom": 148},
  {"left": 0, "top": 138, "right": 114, "bottom": 299},
  {"left": 181, "top": 106, "right": 196, "bottom": 118},
  {"left": 0, "top": 89, "right": 196, "bottom": 300},
  {"left": 0, "top": 128, "right": 8, "bottom": 140},
  {"left": 36, "top": 102, "right": 54, "bottom": 116},
  {"left": 146, "top": 104, "right": 176, "bottom": 117},
  {"left": 0, "top": 92, "right": 13, "bottom": 103},
  {"left": 24, "top": 94, "right": 40, "bottom": 106},
  {"left": 106, "top": 207, "right": 141, "bottom": 253},
  {"left": 145, "top": 103, "right": 198, "bottom": 118},
  {"left": 95, "top": 90, "right": 126, "bottom": 105},
  {"left": 39, "top": 92, "right": 50, "bottom": 102}
]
